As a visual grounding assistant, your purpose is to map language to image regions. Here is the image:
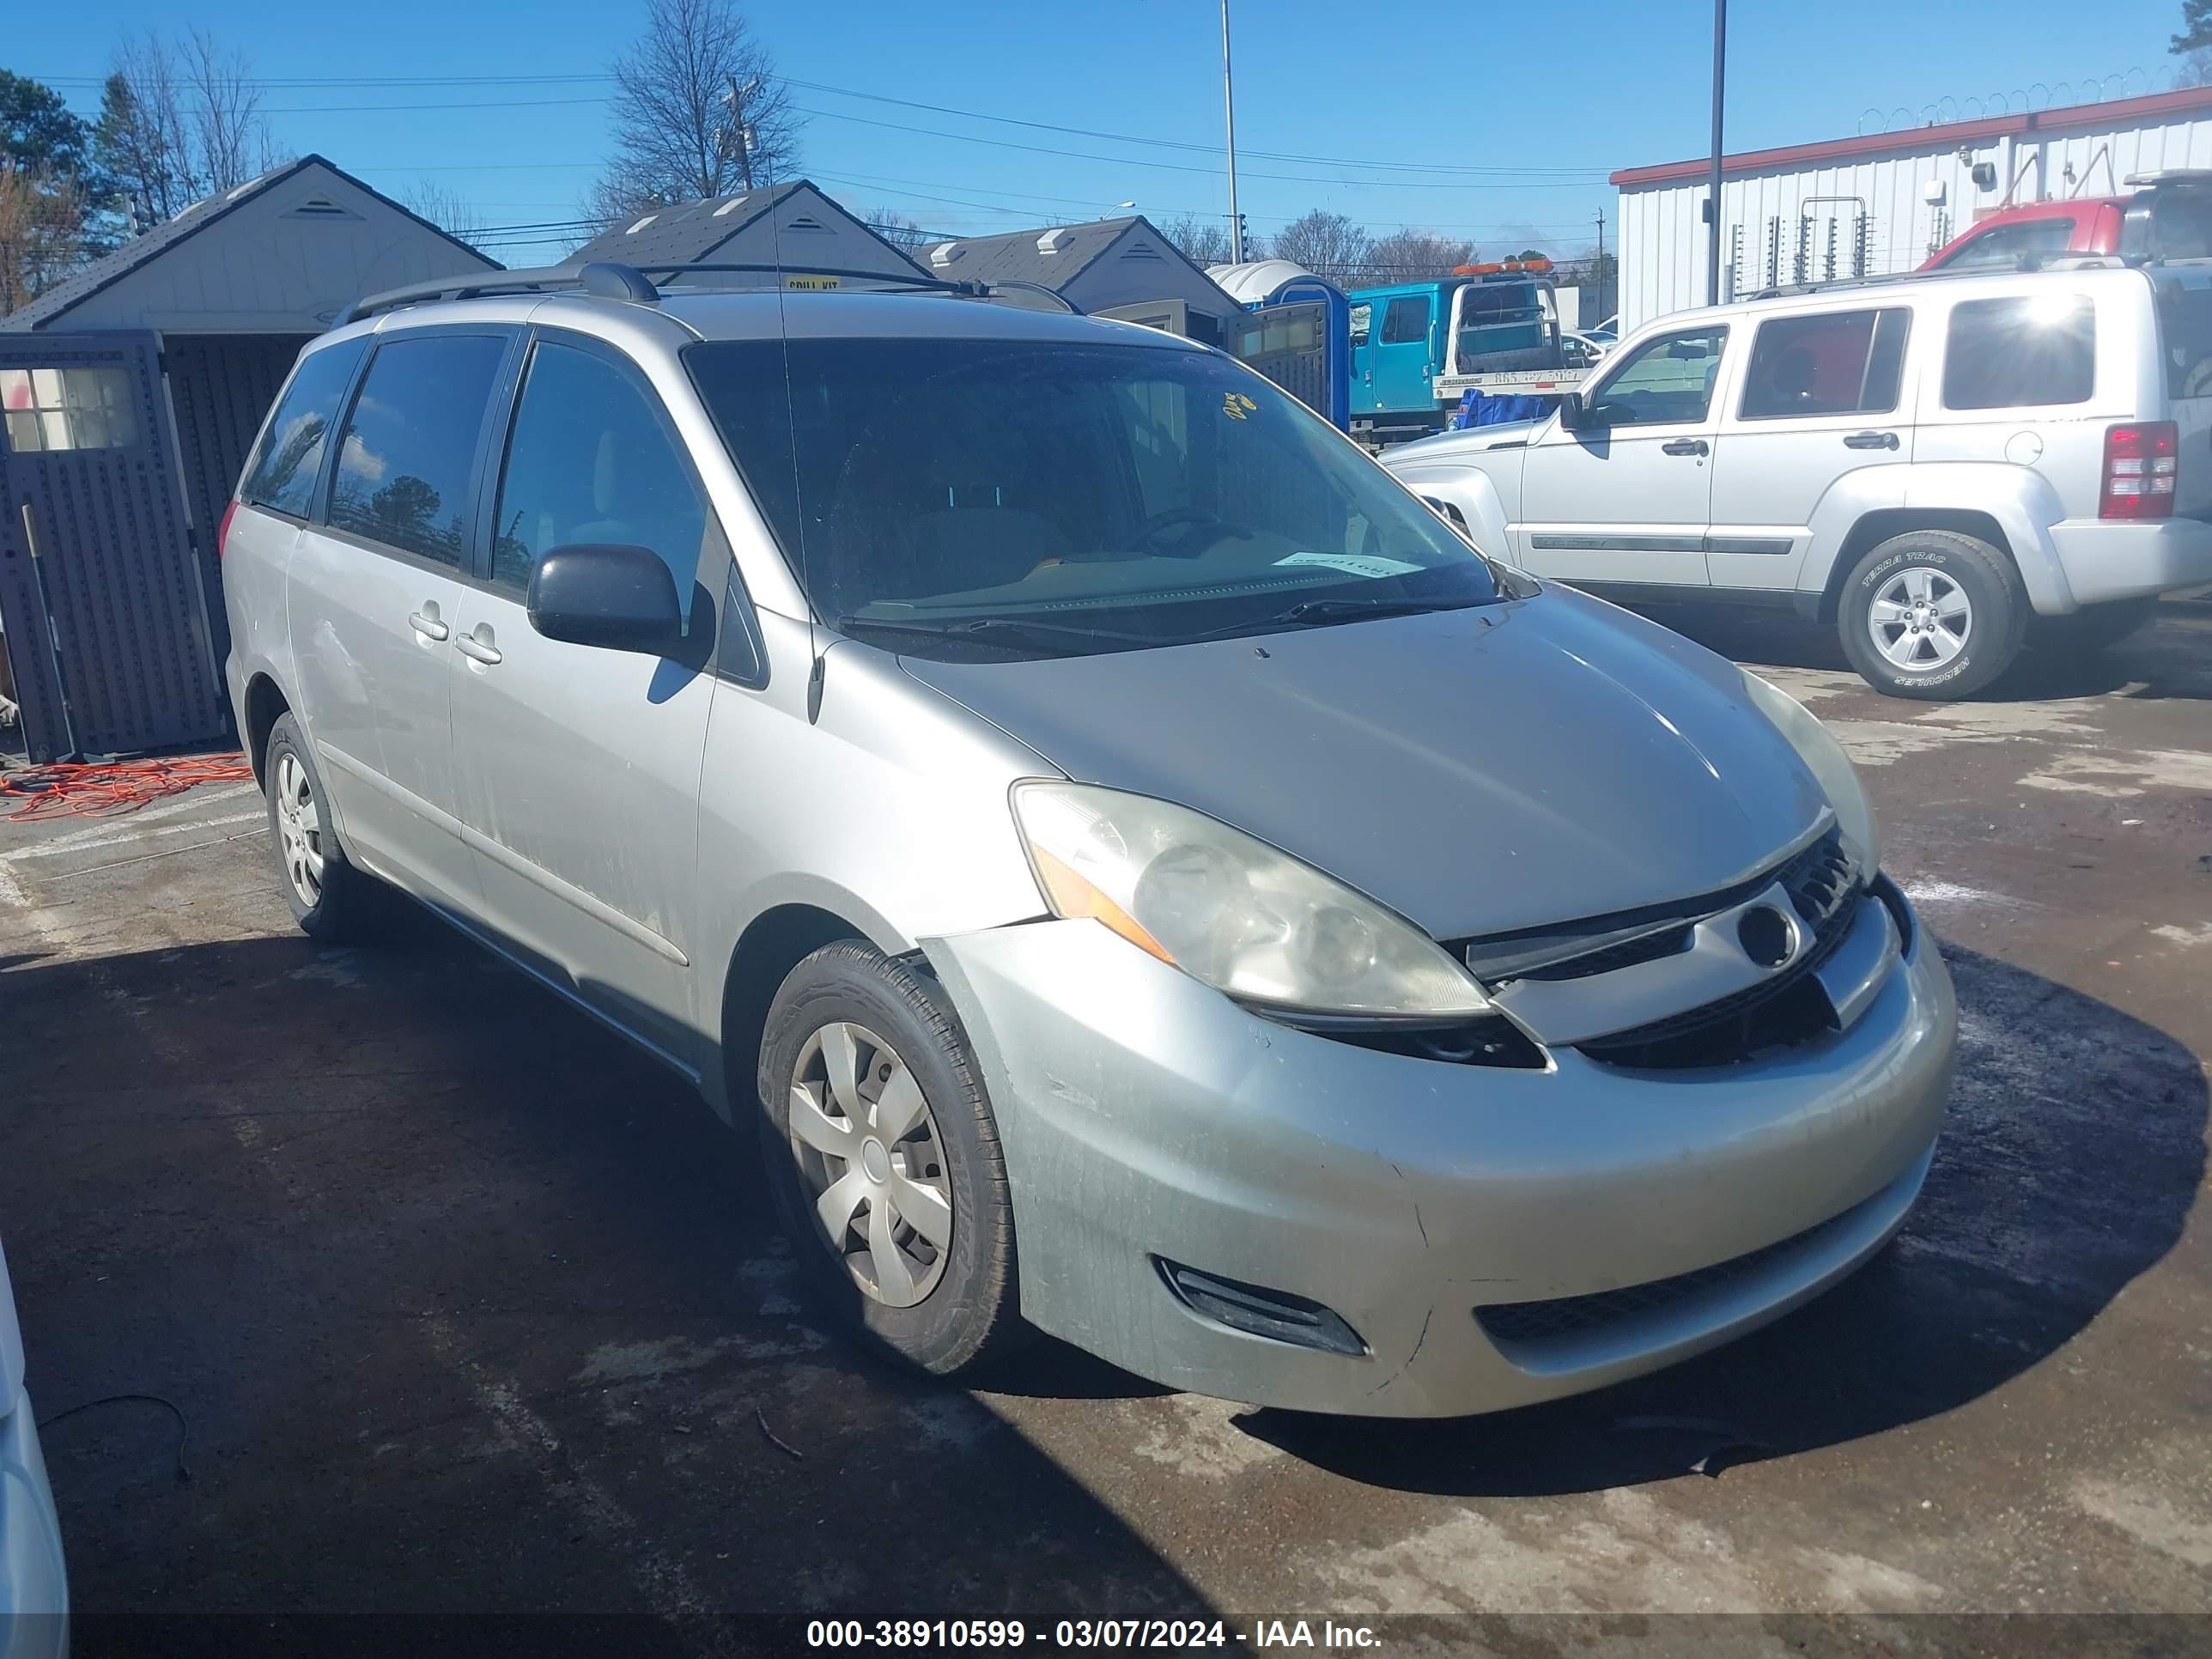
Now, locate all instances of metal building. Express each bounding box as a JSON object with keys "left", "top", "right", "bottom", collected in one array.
[
  {"left": 1611, "top": 84, "right": 2212, "bottom": 331},
  {"left": 0, "top": 155, "right": 495, "bottom": 761}
]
